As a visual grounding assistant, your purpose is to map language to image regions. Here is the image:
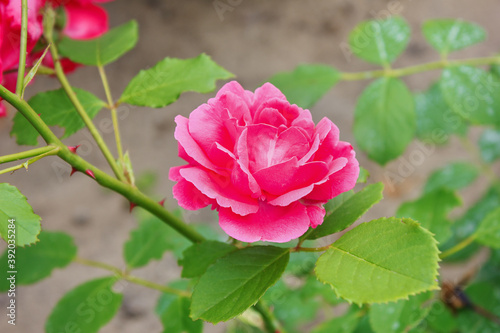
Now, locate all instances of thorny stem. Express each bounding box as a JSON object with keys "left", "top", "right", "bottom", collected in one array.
[
  {"left": 0, "top": 146, "right": 57, "bottom": 164},
  {"left": 440, "top": 234, "right": 477, "bottom": 259},
  {"left": 0, "top": 147, "right": 59, "bottom": 175},
  {"left": 253, "top": 300, "right": 288, "bottom": 333},
  {"left": 15, "top": 0, "right": 28, "bottom": 96}
]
